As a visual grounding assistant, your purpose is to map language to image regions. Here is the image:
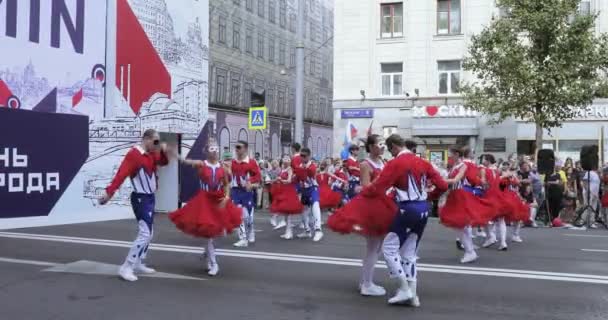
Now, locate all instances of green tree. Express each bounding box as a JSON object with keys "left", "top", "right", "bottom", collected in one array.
[{"left": 462, "top": 0, "right": 608, "bottom": 156}]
